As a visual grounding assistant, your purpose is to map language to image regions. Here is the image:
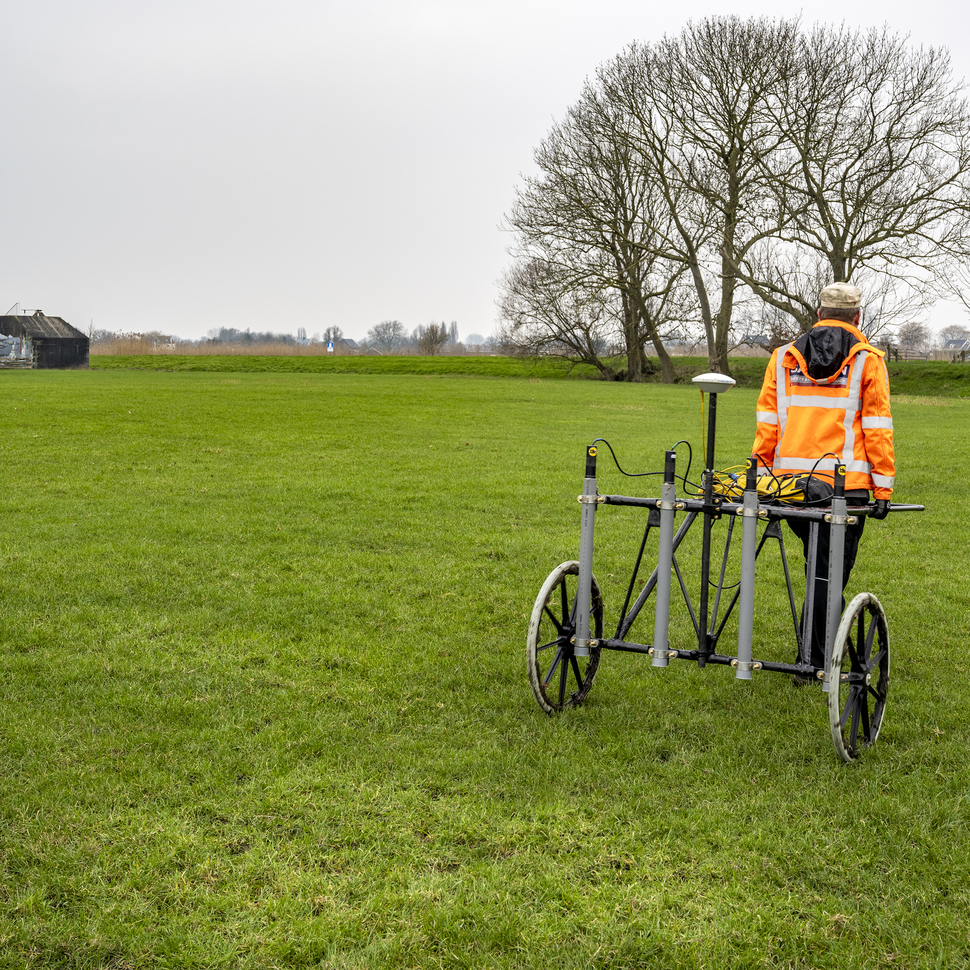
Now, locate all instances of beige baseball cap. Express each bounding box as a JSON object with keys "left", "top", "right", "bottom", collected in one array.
[{"left": 819, "top": 282, "right": 862, "bottom": 308}]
